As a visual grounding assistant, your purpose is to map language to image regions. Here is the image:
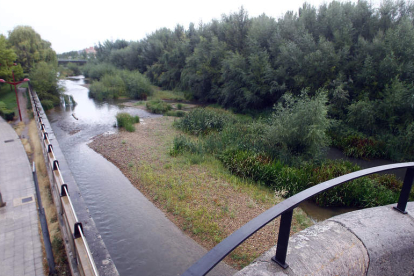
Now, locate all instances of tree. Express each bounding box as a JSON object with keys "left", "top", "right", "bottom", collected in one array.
[
  {"left": 266, "top": 90, "right": 331, "bottom": 162},
  {"left": 30, "top": 61, "right": 60, "bottom": 104},
  {"left": 0, "top": 35, "right": 23, "bottom": 82},
  {"left": 8, "top": 26, "right": 57, "bottom": 72}
]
